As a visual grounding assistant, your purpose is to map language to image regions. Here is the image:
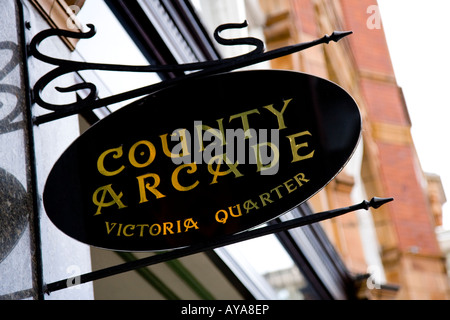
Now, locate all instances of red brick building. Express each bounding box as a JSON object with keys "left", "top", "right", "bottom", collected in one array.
[{"left": 259, "top": 0, "right": 449, "bottom": 299}]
